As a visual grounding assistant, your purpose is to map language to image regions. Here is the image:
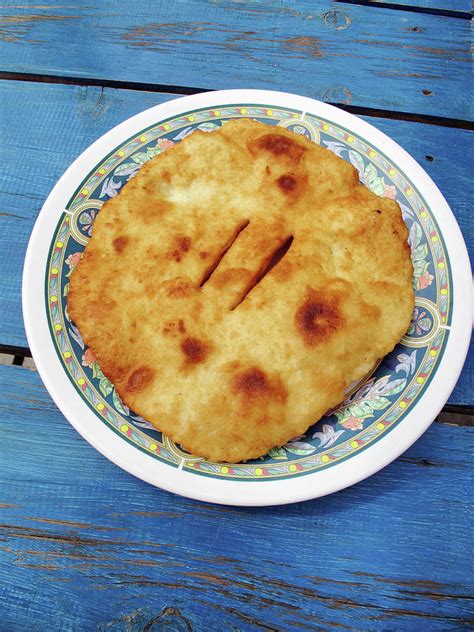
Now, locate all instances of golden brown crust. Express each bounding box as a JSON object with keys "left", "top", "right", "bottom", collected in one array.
[
  {"left": 68, "top": 119, "right": 414, "bottom": 462},
  {"left": 295, "top": 288, "right": 345, "bottom": 347}
]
